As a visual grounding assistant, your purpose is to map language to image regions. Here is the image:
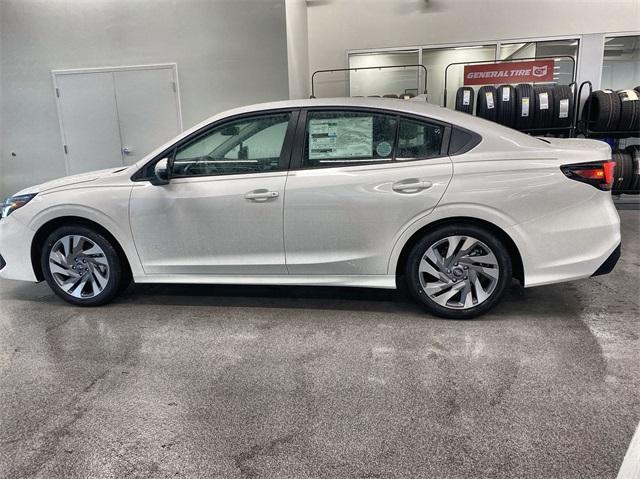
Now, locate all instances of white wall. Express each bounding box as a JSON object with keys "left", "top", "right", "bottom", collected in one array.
[
  {"left": 0, "top": 0, "right": 289, "bottom": 198},
  {"left": 305, "top": 0, "right": 640, "bottom": 96}
]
